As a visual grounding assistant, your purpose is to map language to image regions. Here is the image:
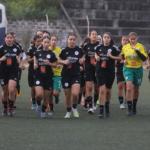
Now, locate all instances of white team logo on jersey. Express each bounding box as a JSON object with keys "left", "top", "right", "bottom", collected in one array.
[
  {"left": 47, "top": 54, "right": 51, "bottom": 59},
  {"left": 65, "top": 83, "right": 69, "bottom": 87},
  {"left": 1, "top": 81, "right": 4, "bottom": 85},
  {"left": 126, "top": 76, "right": 128, "bottom": 79},
  {"left": 4, "top": 50, "right": 7, "bottom": 52},
  {"left": 36, "top": 81, "right": 40, "bottom": 85},
  {"left": 108, "top": 49, "right": 112, "bottom": 53},
  {"left": 13, "top": 48, "right": 17, "bottom": 52},
  {"left": 39, "top": 54, "right": 41, "bottom": 56},
  {"left": 75, "top": 51, "right": 79, "bottom": 55}
]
